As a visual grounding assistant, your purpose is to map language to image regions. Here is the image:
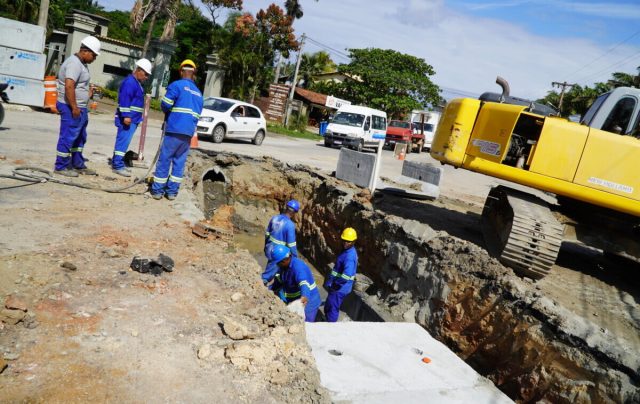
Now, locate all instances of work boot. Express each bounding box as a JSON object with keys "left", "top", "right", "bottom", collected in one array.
[
  {"left": 54, "top": 168, "right": 79, "bottom": 177},
  {"left": 76, "top": 167, "right": 98, "bottom": 176},
  {"left": 151, "top": 193, "right": 163, "bottom": 200},
  {"left": 112, "top": 168, "right": 131, "bottom": 177},
  {"left": 166, "top": 194, "right": 177, "bottom": 201}
]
